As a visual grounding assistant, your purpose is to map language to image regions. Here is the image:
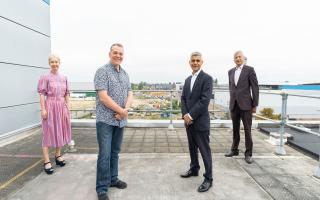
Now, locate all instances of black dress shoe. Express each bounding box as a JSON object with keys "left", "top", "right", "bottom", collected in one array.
[
  {"left": 110, "top": 179, "right": 127, "bottom": 189},
  {"left": 197, "top": 180, "right": 212, "bottom": 192},
  {"left": 224, "top": 150, "right": 239, "bottom": 157},
  {"left": 245, "top": 156, "right": 253, "bottom": 164},
  {"left": 97, "top": 193, "right": 109, "bottom": 200},
  {"left": 180, "top": 169, "right": 199, "bottom": 178}
]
